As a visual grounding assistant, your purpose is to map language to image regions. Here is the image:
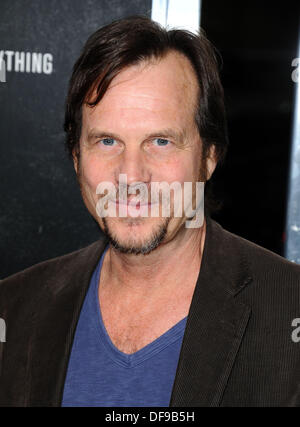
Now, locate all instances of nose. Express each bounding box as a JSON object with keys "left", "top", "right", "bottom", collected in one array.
[{"left": 115, "top": 146, "right": 151, "bottom": 186}]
